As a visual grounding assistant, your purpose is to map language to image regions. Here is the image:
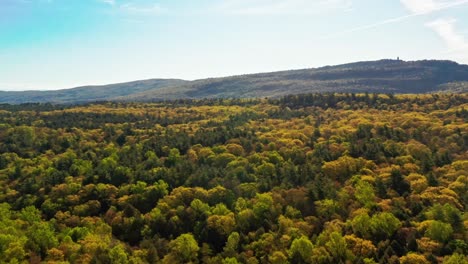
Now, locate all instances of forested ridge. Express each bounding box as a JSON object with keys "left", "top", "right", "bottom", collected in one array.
[
  {"left": 0, "top": 93, "right": 467, "bottom": 263},
  {"left": 2, "top": 59, "right": 468, "bottom": 104}
]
